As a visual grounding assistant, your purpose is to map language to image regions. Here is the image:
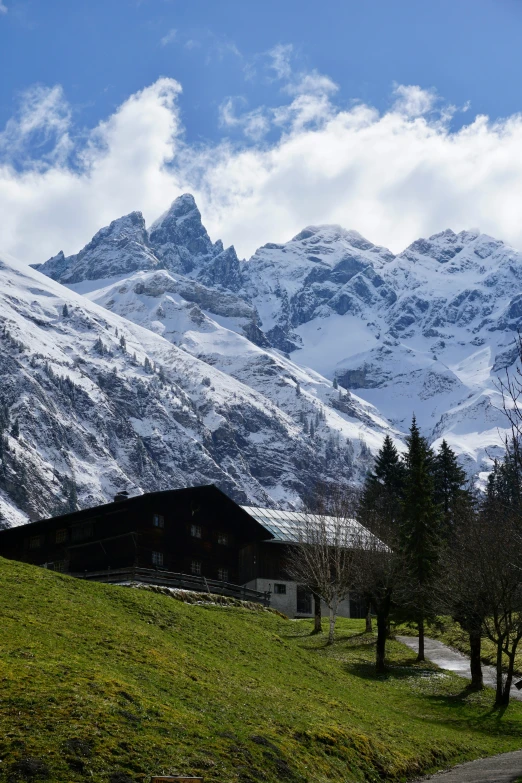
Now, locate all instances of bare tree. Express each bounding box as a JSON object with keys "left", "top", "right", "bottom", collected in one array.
[
  {"left": 286, "top": 486, "right": 361, "bottom": 644},
  {"left": 441, "top": 504, "right": 486, "bottom": 690},
  {"left": 497, "top": 333, "right": 522, "bottom": 448},
  {"left": 480, "top": 495, "right": 522, "bottom": 705},
  {"left": 353, "top": 508, "right": 401, "bottom": 672}
]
